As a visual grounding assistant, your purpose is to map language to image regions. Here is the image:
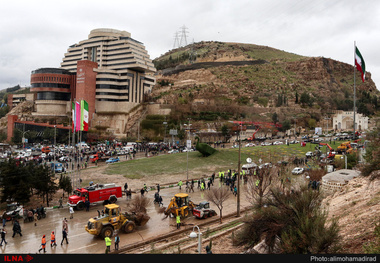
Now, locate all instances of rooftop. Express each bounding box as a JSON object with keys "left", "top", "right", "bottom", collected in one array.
[{"left": 322, "top": 169, "right": 360, "bottom": 184}]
